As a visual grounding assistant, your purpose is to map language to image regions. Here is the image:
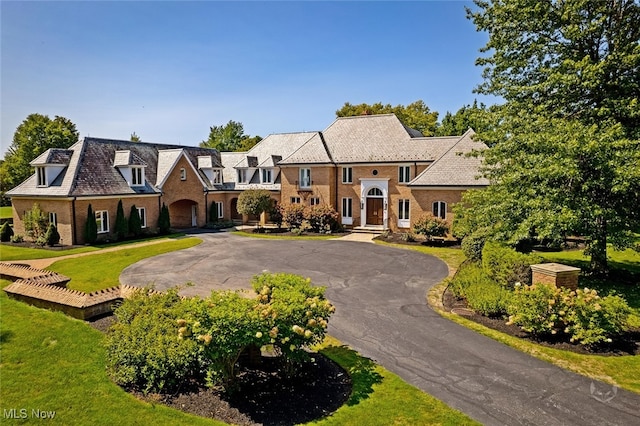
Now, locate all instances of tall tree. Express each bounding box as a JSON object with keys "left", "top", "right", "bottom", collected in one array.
[
  {"left": 435, "top": 100, "right": 491, "bottom": 136},
  {"left": 130, "top": 132, "right": 141, "bottom": 142},
  {"left": 200, "top": 120, "right": 261, "bottom": 152},
  {"left": 459, "top": 0, "right": 640, "bottom": 273},
  {"left": 1, "top": 114, "right": 79, "bottom": 192},
  {"left": 336, "top": 100, "right": 439, "bottom": 136}
]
